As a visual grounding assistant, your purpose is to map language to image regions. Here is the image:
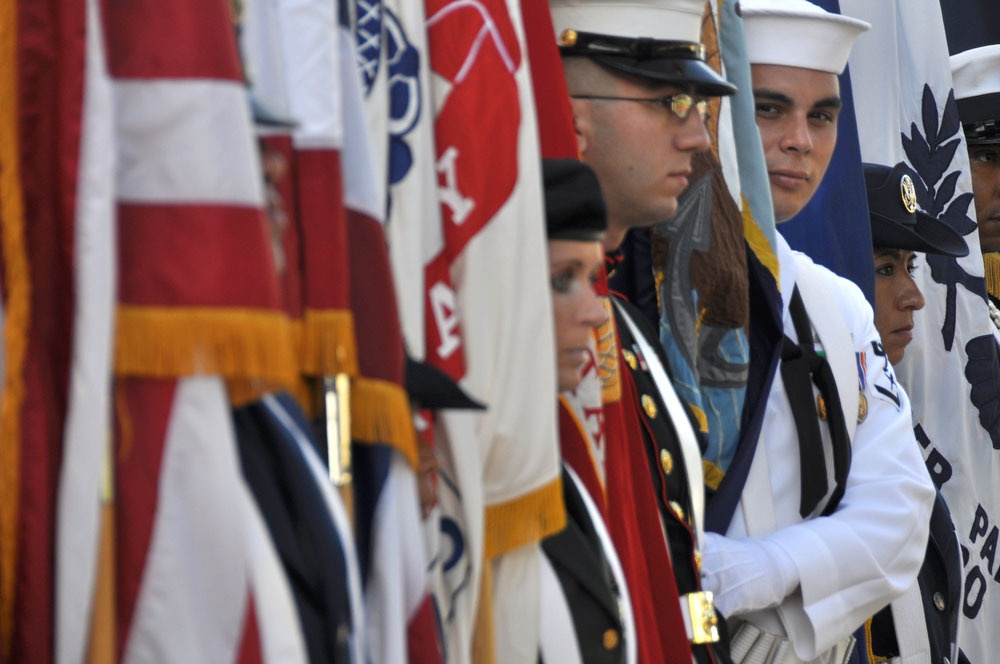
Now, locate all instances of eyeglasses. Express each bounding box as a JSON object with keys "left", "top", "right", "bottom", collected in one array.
[{"left": 570, "top": 93, "right": 709, "bottom": 122}]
